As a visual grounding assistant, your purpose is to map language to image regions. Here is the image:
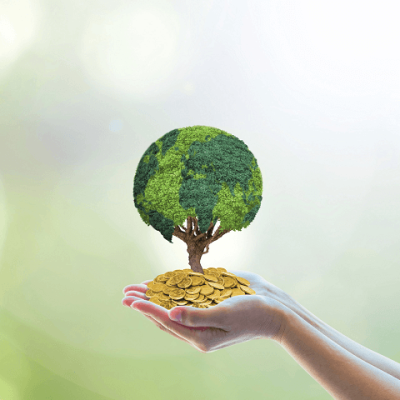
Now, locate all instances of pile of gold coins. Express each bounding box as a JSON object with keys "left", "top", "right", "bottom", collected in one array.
[{"left": 145, "top": 267, "right": 256, "bottom": 310}]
